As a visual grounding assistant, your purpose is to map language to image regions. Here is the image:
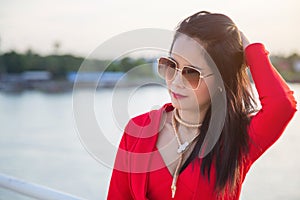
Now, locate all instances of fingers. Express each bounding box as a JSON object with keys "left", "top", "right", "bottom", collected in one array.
[{"left": 239, "top": 31, "right": 250, "bottom": 50}]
